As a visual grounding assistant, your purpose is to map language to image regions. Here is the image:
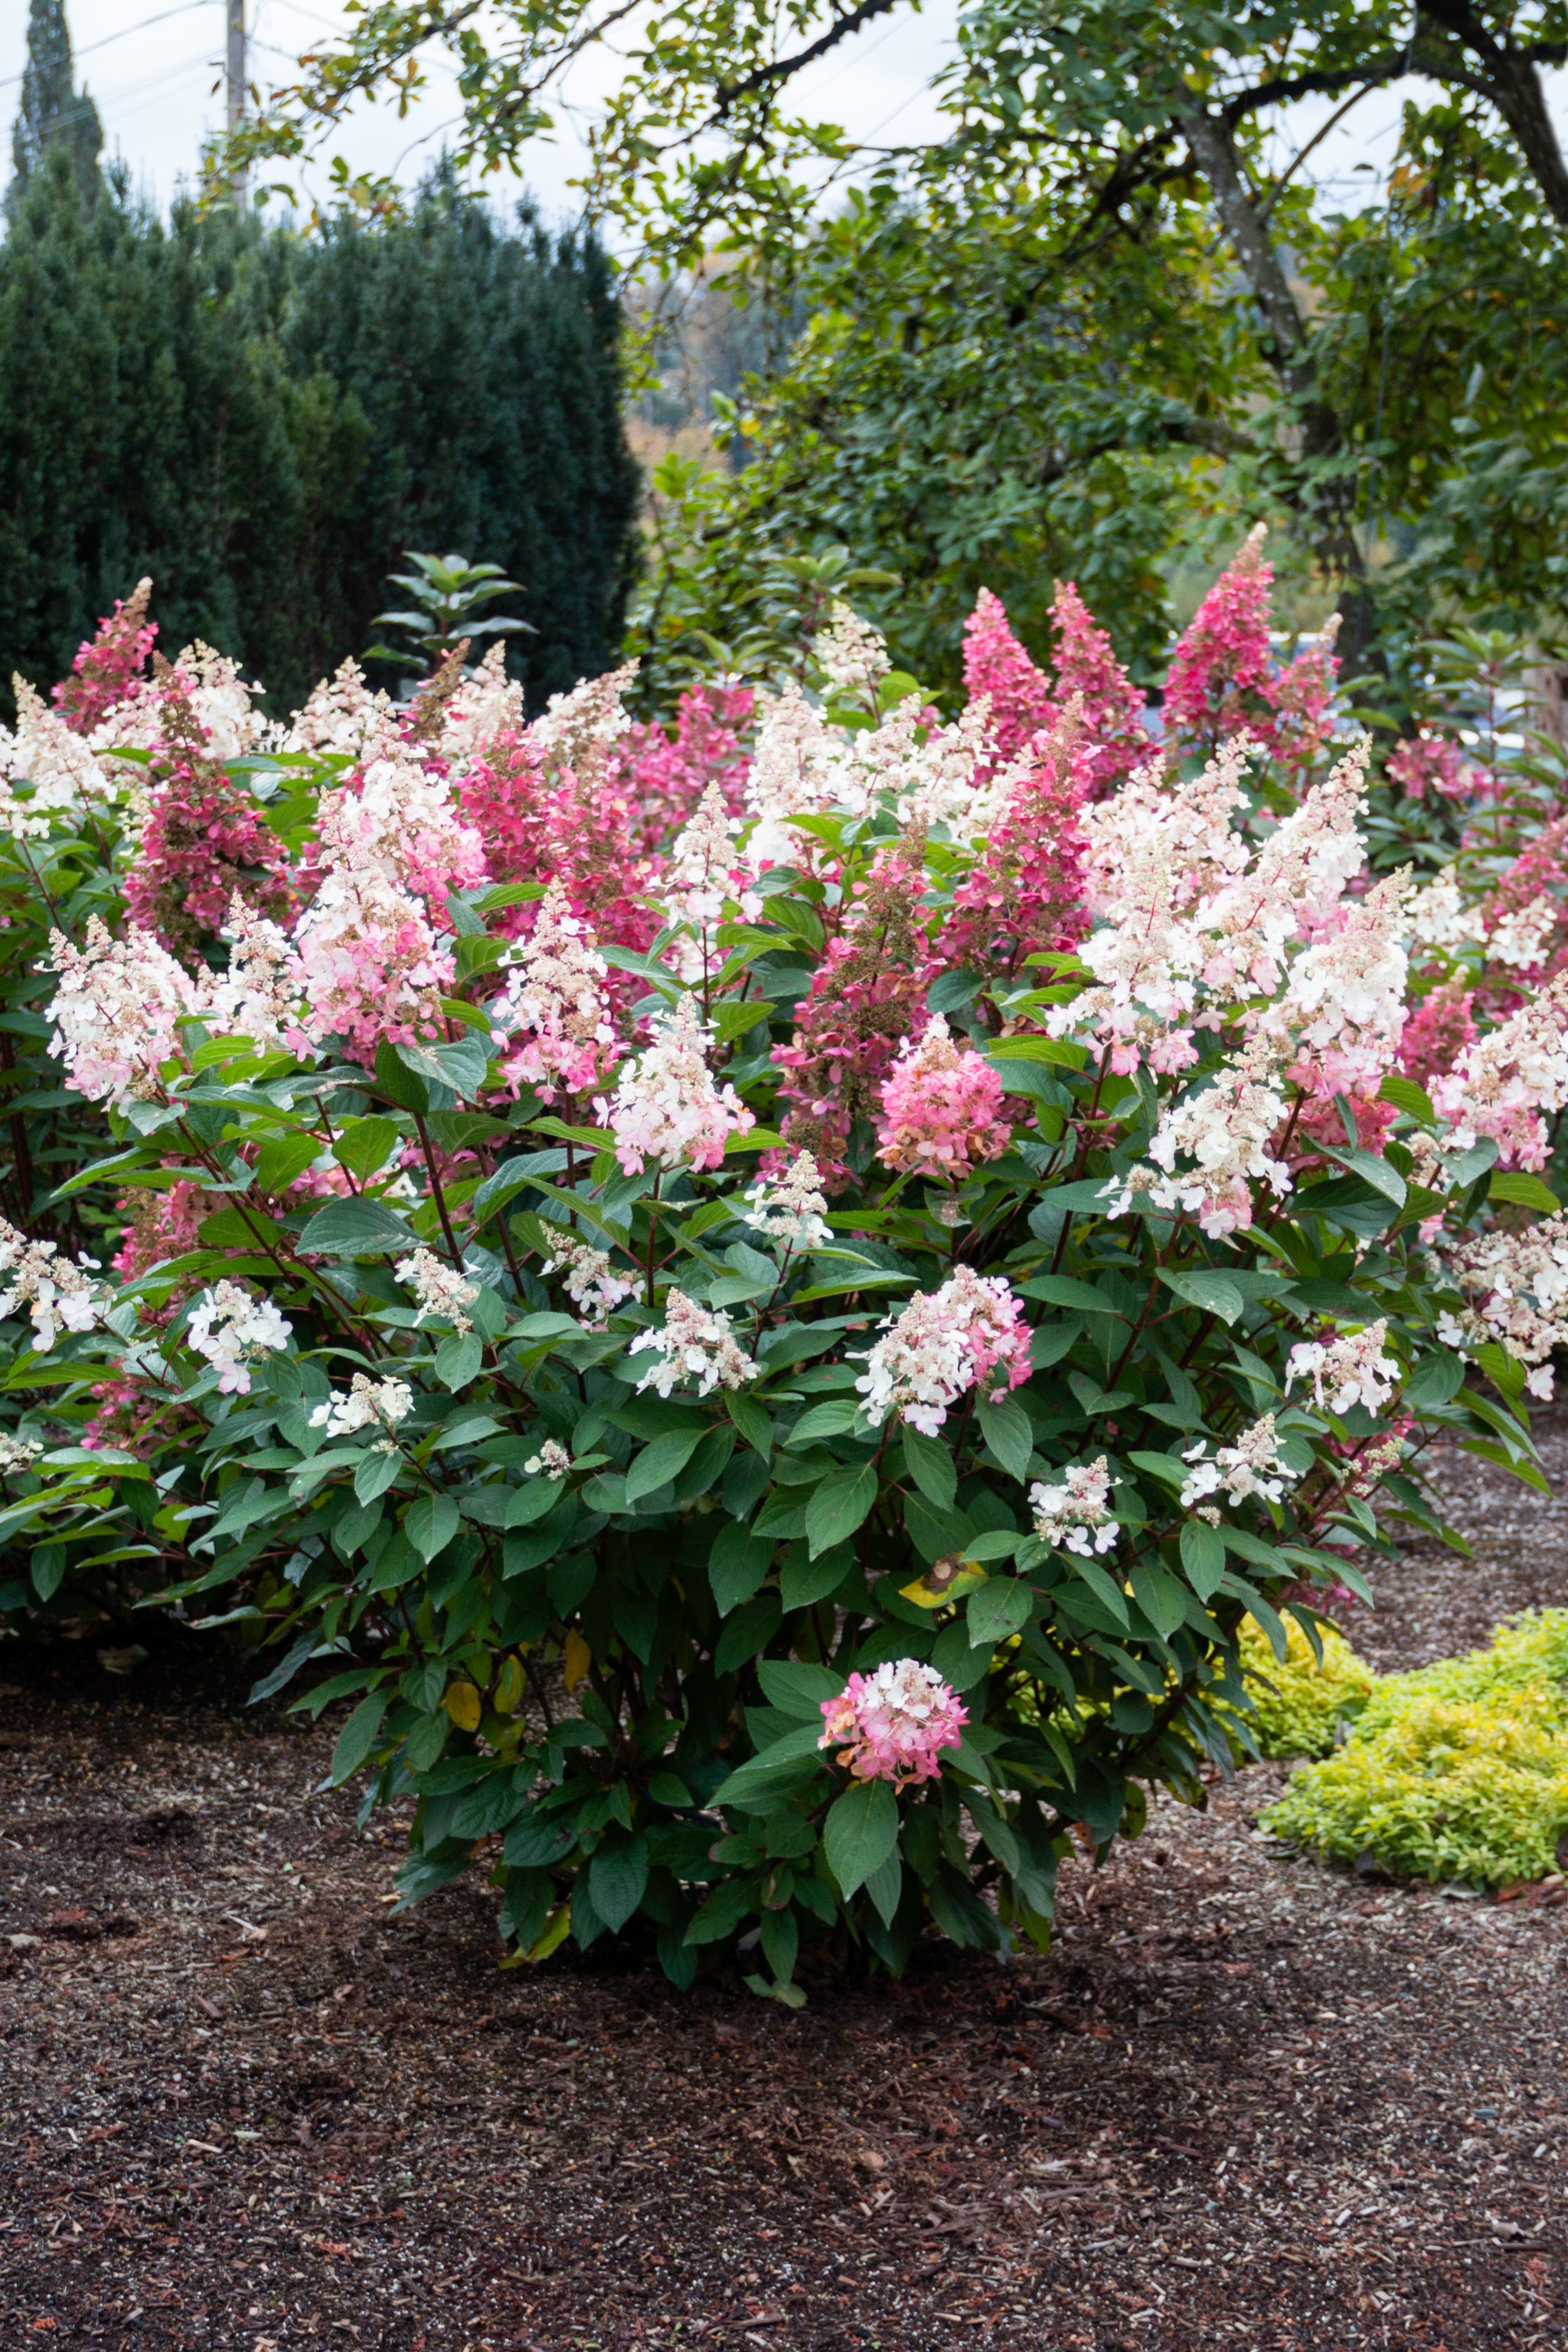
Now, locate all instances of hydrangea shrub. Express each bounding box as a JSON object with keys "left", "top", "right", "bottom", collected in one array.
[{"left": 0, "top": 539, "right": 1562, "bottom": 1993}]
